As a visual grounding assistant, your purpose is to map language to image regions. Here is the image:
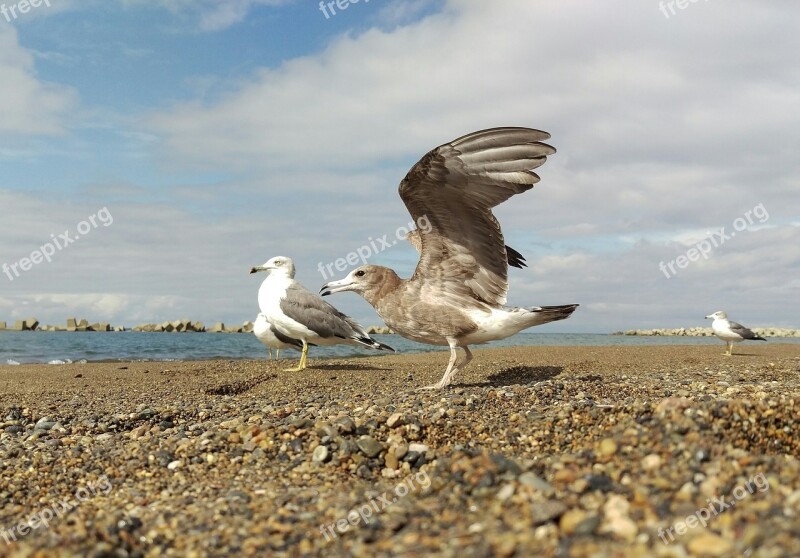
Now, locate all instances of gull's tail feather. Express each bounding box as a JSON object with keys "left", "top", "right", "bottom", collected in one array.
[
  {"left": 342, "top": 316, "right": 396, "bottom": 352},
  {"left": 524, "top": 304, "right": 579, "bottom": 328},
  {"left": 352, "top": 336, "right": 396, "bottom": 352}
]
